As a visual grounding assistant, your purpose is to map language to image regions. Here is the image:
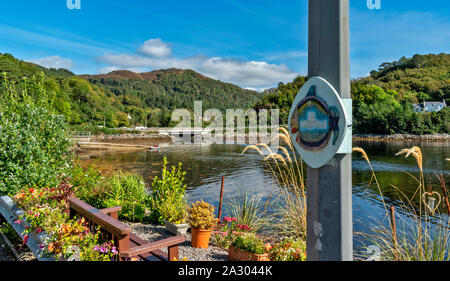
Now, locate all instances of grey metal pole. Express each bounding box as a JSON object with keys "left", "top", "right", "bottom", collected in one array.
[{"left": 306, "top": 0, "right": 353, "bottom": 261}]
